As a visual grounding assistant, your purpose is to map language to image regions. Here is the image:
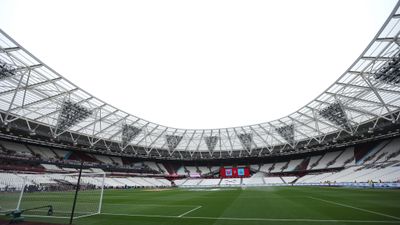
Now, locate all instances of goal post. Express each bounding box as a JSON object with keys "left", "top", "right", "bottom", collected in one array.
[{"left": 1, "top": 170, "right": 106, "bottom": 223}]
